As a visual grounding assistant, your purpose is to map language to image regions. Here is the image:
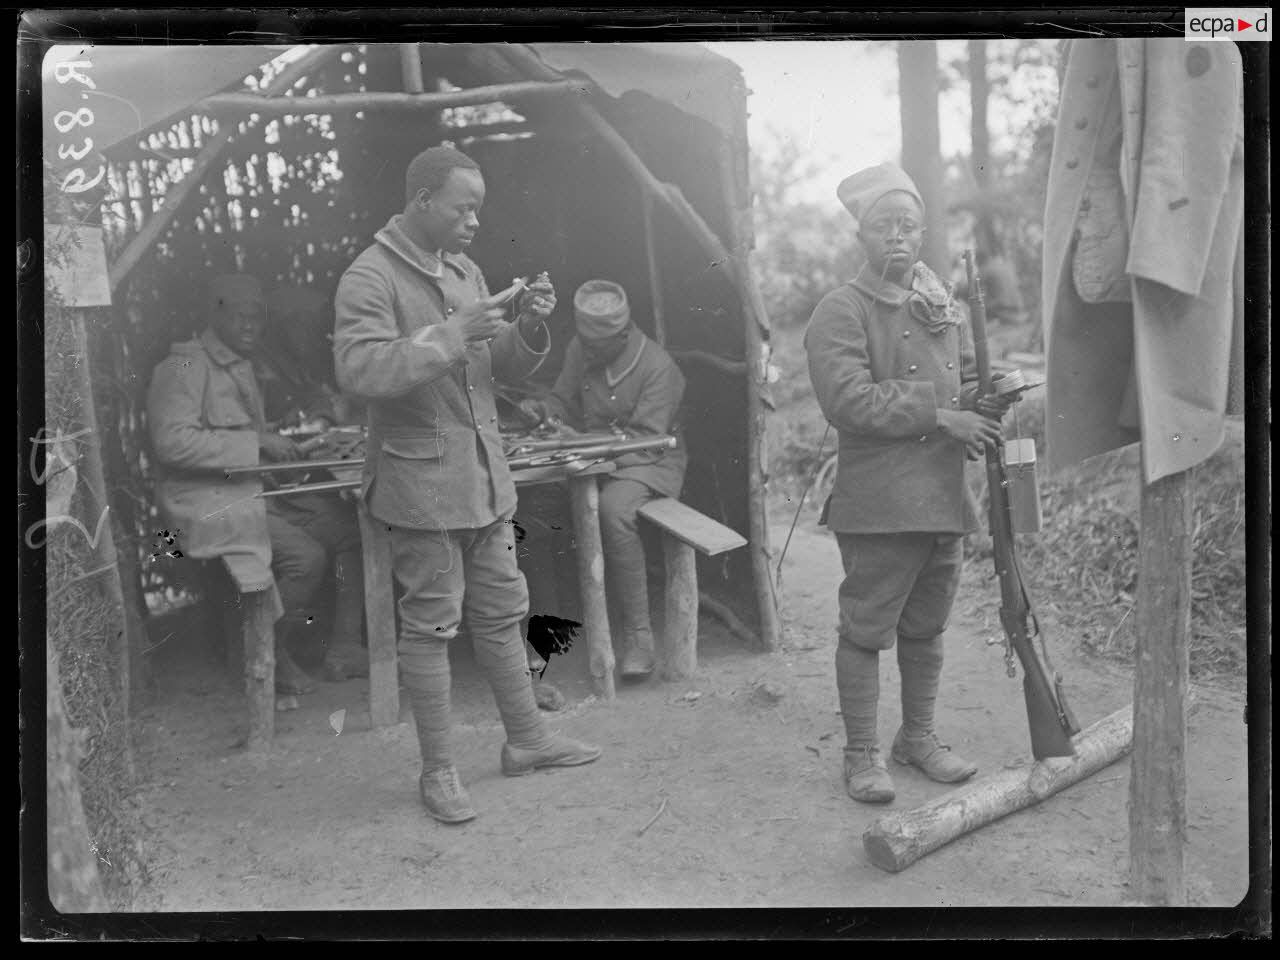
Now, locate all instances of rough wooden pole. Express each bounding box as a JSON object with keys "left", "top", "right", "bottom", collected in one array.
[
  {"left": 358, "top": 501, "right": 400, "bottom": 728},
  {"left": 1130, "top": 469, "right": 1193, "bottom": 905},
  {"left": 241, "top": 589, "right": 276, "bottom": 753},
  {"left": 107, "top": 44, "right": 342, "bottom": 293},
  {"left": 200, "top": 81, "right": 575, "bottom": 118},
  {"left": 569, "top": 475, "right": 615, "bottom": 700},
  {"left": 641, "top": 190, "right": 666, "bottom": 346},
  {"left": 660, "top": 537, "right": 699, "bottom": 680},
  {"left": 399, "top": 42, "right": 425, "bottom": 94},
  {"left": 717, "top": 133, "right": 782, "bottom": 653},
  {"left": 863, "top": 705, "right": 1134, "bottom": 873}
]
